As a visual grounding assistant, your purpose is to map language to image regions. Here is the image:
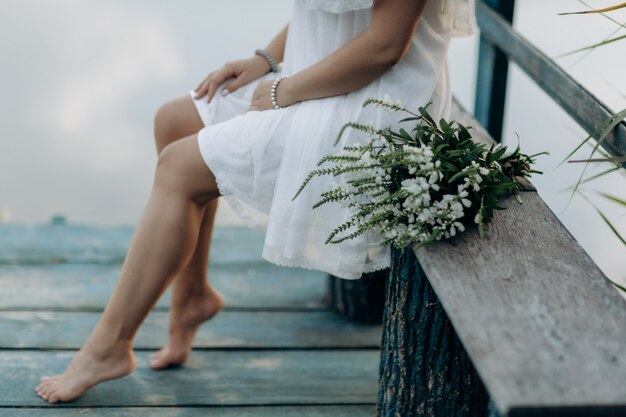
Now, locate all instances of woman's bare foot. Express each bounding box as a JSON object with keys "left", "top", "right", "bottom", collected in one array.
[
  {"left": 35, "top": 340, "right": 136, "bottom": 403},
  {"left": 149, "top": 286, "right": 224, "bottom": 369}
]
